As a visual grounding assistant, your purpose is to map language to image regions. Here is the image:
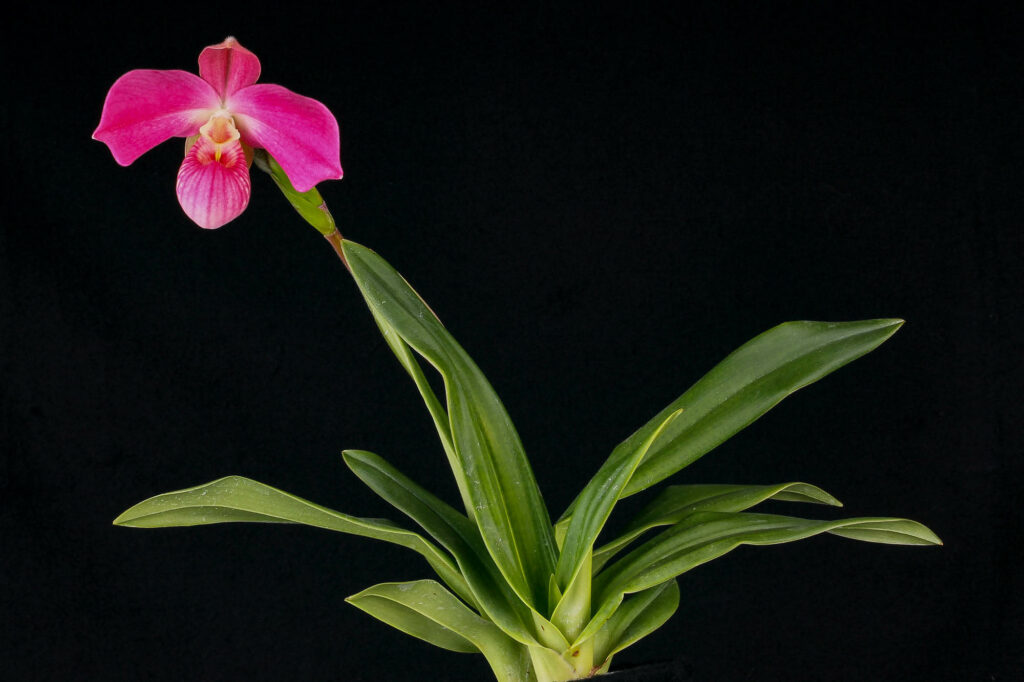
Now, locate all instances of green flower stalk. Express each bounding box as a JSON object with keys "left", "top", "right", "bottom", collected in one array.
[{"left": 102, "top": 38, "right": 941, "bottom": 682}]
